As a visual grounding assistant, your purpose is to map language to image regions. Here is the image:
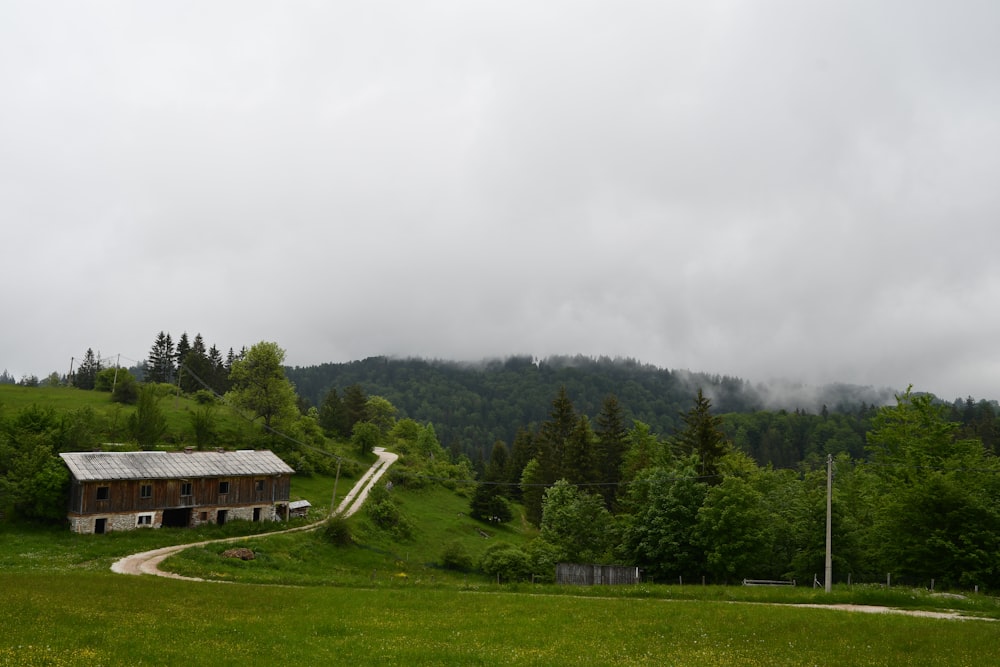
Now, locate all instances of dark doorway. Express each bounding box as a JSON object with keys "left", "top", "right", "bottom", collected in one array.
[
  {"left": 217, "top": 509, "right": 228, "bottom": 525},
  {"left": 94, "top": 518, "right": 106, "bottom": 534},
  {"left": 253, "top": 507, "right": 261, "bottom": 522},
  {"left": 162, "top": 507, "right": 191, "bottom": 528}
]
